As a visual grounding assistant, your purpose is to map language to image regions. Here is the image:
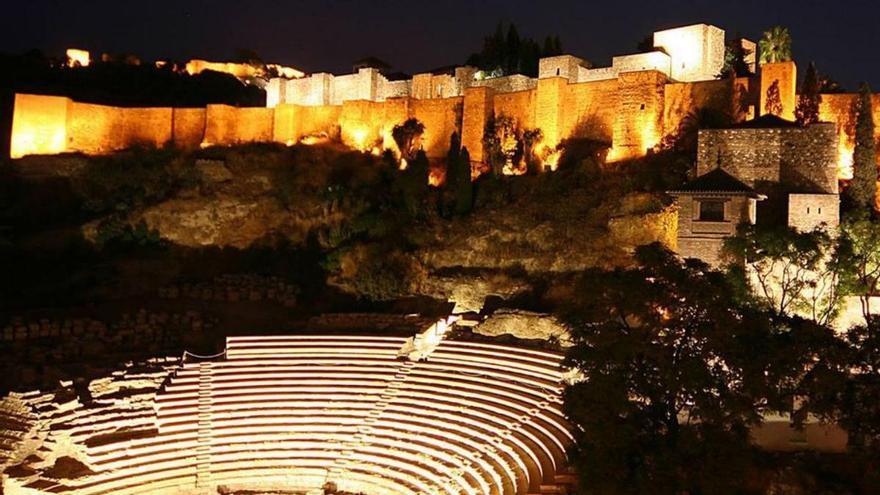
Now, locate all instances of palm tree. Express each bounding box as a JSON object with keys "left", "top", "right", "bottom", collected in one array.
[{"left": 759, "top": 26, "right": 792, "bottom": 64}]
